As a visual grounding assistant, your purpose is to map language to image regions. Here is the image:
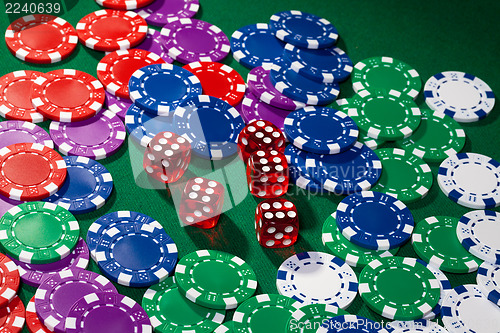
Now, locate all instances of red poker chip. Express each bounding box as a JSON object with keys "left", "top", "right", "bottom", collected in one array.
[
  {"left": 0, "top": 70, "right": 46, "bottom": 123},
  {"left": 0, "top": 296, "right": 25, "bottom": 333},
  {"left": 30, "top": 69, "right": 105, "bottom": 122},
  {"left": 0, "top": 254, "right": 20, "bottom": 309},
  {"left": 95, "top": 0, "right": 155, "bottom": 10},
  {"left": 97, "top": 49, "right": 166, "bottom": 99},
  {"left": 76, "top": 9, "right": 148, "bottom": 52},
  {"left": 26, "top": 296, "right": 52, "bottom": 333},
  {"left": 0, "top": 143, "right": 67, "bottom": 201},
  {"left": 183, "top": 61, "right": 246, "bottom": 106},
  {"left": 5, "top": 14, "right": 78, "bottom": 64}
]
